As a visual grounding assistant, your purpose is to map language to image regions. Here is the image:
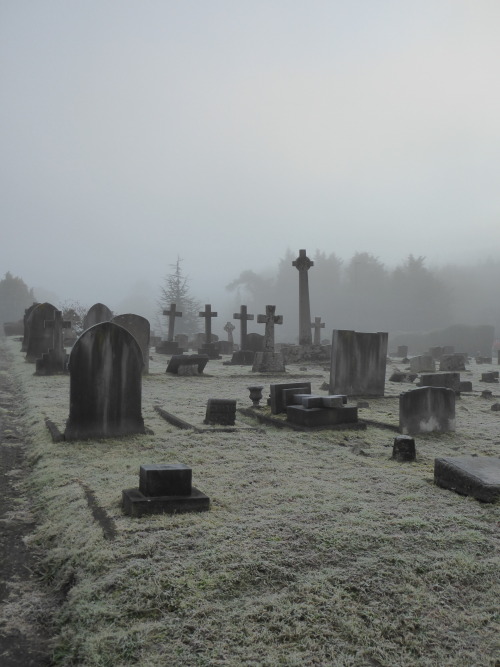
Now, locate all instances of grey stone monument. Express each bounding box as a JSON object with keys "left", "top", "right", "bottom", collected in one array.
[
  {"left": 292, "top": 249, "right": 314, "bottom": 346},
  {"left": 111, "top": 314, "right": 151, "bottom": 374},
  {"left": 35, "top": 309, "right": 71, "bottom": 375},
  {"left": 83, "top": 303, "right": 113, "bottom": 331},
  {"left": 164, "top": 303, "right": 182, "bottom": 342},
  {"left": 198, "top": 304, "right": 220, "bottom": 359},
  {"left": 311, "top": 316, "right": 325, "bottom": 346},
  {"left": 399, "top": 386, "right": 455, "bottom": 435},
  {"left": 25, "top": 302, "right": 58, "bottom": 363},
  {"left": 252, "top": 305, "right": 285, "bottom": 373},
  {"left": 330, "top": 330, "right": 388, "bottom": 397}
]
